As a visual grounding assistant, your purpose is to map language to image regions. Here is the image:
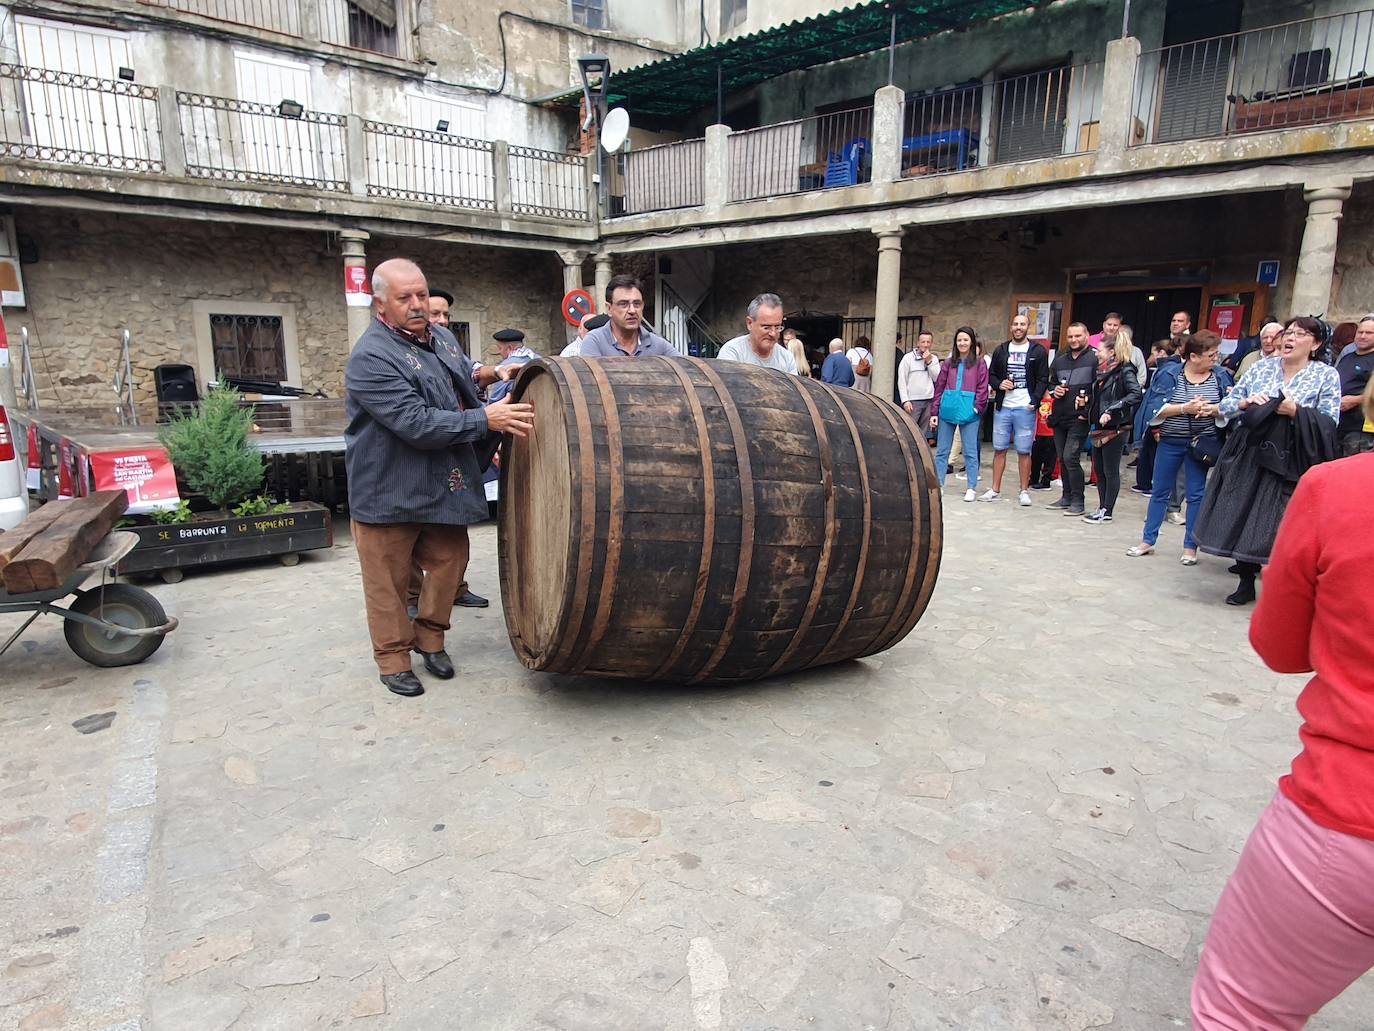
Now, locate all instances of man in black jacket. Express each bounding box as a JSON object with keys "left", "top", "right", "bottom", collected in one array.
[
  {"left": 981, "top": 314, "right": 1051, "bottom": 506},
  {"left": 1046, "top": 322, "right": 1099, "bottom": 516}
]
